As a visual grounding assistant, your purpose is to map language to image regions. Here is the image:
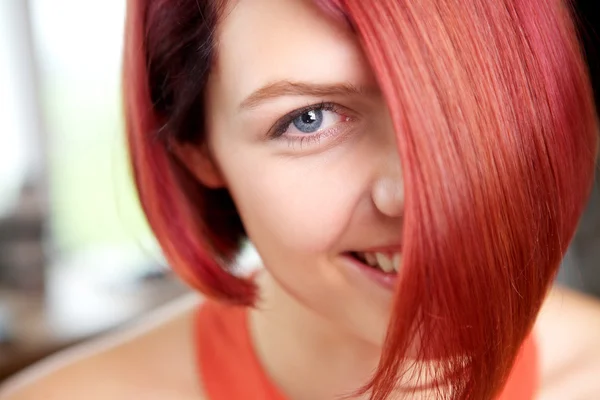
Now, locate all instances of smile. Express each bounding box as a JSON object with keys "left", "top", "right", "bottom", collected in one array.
[
  {"left": 350, "top": 251, "right": 400, "bottom": 273},
  {"left": 342, "top": 248, "right": 401, "bottom": 291}
]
